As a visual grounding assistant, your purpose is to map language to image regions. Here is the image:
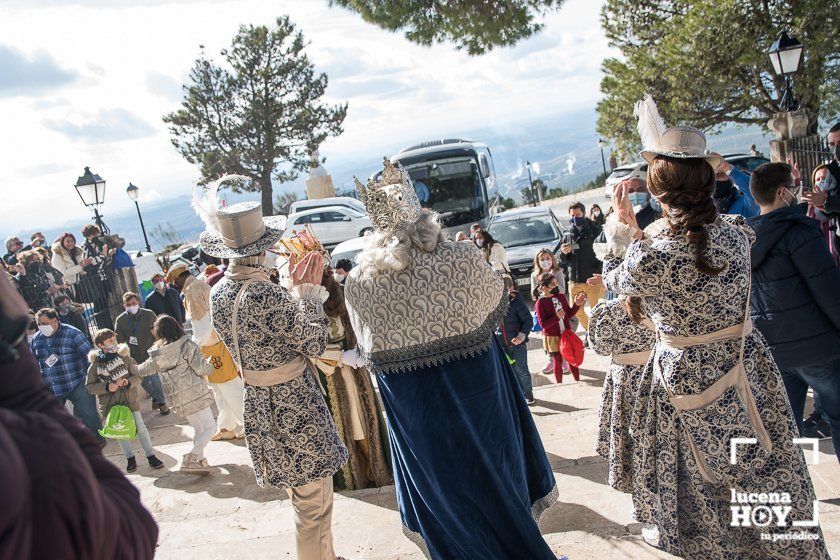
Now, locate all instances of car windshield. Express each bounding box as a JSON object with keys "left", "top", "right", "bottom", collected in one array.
[
  {"left": 331, "top": 250, "right": 362, "bottom": 266},
  {"left": 488, "top": 216, "right": 559, "bottom": 248},
  {"left": 404, "top": 158, "right": 485, "bottom": 227}
]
